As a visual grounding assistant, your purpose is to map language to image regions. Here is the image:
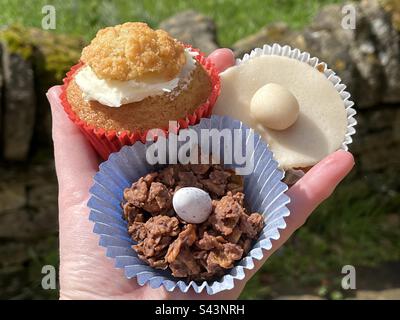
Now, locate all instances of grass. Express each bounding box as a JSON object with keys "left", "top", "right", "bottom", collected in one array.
[
  {"left": 1, "top": 0, "right": 344, "bottom": 47},
  {"left": 241, "top": 172, "right": 400, "bottom": 299}
]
